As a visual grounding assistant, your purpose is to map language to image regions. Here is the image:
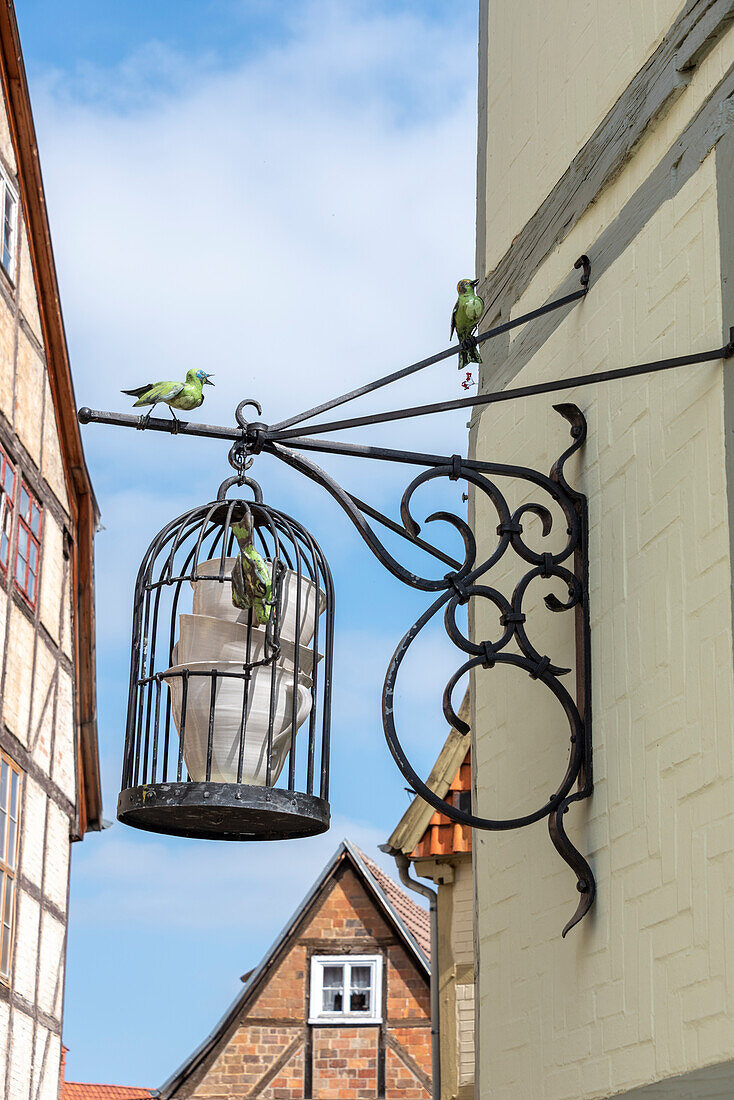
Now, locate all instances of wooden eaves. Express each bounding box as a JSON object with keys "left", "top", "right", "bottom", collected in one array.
[{"left": 0, "top": 2, "right": 102, "bottom": 835}]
